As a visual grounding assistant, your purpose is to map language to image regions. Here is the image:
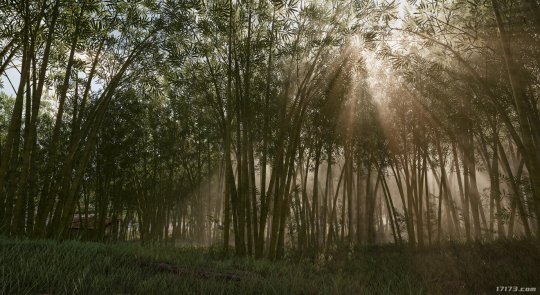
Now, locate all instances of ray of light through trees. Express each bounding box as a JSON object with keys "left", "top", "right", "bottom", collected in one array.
[{"left": 0, "top": 0, "right": 539, "bottom": 260}]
